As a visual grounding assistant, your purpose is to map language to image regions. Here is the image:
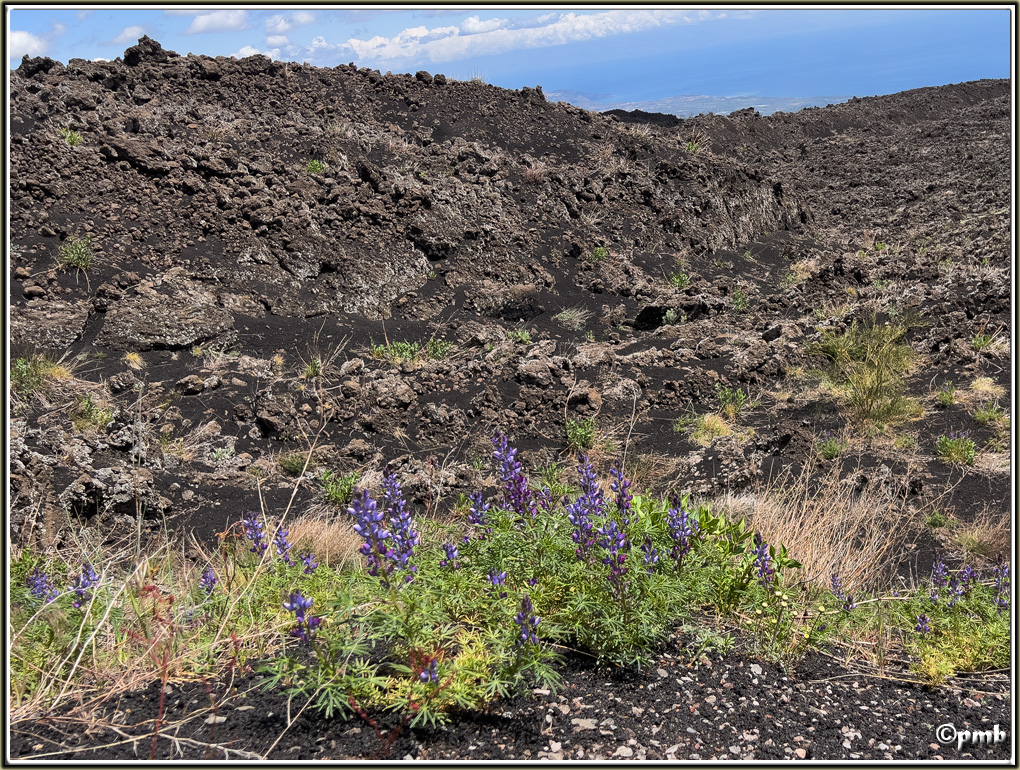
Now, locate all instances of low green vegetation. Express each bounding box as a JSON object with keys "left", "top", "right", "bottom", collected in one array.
[
  {"left": 321, "top": 470, "right": 360, "bottom": 507},
  {"left": 55, "top": 235, "right": 95, "bottom": 273},
  {"left": 72, "top": 394, "right": 114, "bottom": 432},
  {"left": 553, "top": 307, "right": 591, "bottom": 332},
  {"left": 587, "top": 246, "right": 608, "bottom": 263},
  {"left": 60, "top": 126, "right": 83, "bottom": 146},
  {"left": 936, "top": 431, "right": 977, "bottom": 467},
  {"left": 306, "top": 159, "right": 327, "bottom": 173},
  {"left": 715, "top": 384, "right": 751, "bottom": 419},
  {"left": 279, "top": 450, "right": 313, "bottom": 476},
  {"left": 370, "top": 338, "right": 454, "bottom": 363},
  {"left": 507, "top": 329, "right": 532, "bottom": 344},
  {"left": 811, "top": 317, "right": 919, "bottom": 425},
  {"left": 12, "top": 439, "right": 1008, "bottom": 730},
  {"left": 934, "top": 381, "right": 956, "bottom": 407},
  {"left": 817, "top": 432, "right": 845, "bottom": 460},
  {"left": 564, "top": 416, "right": 599, "bottom": 452},
  {"left": 731, "top": 289, "right": 750, "bottom": 312}
]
